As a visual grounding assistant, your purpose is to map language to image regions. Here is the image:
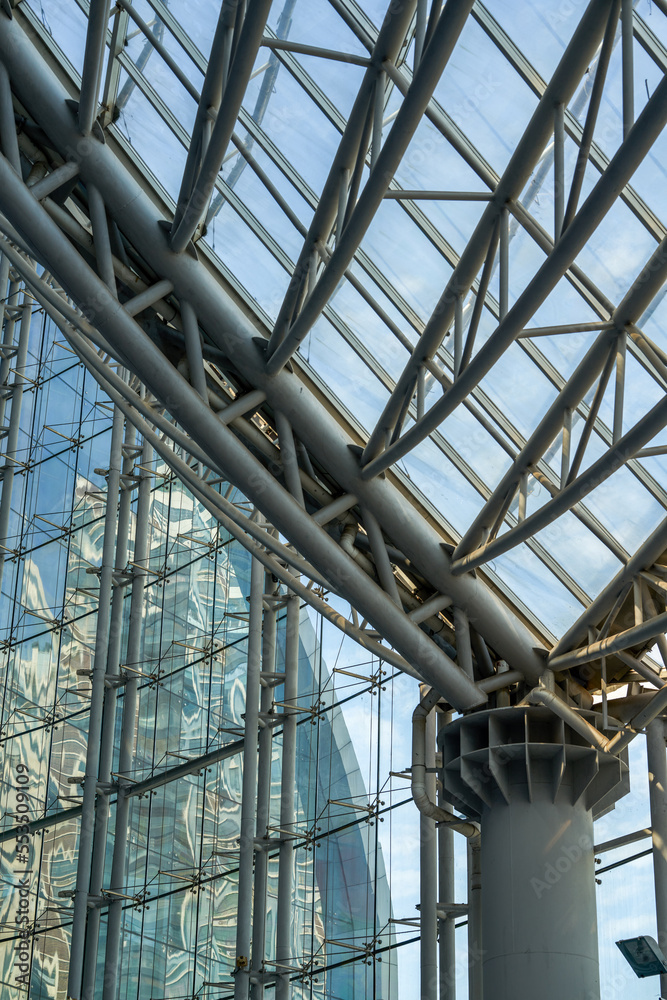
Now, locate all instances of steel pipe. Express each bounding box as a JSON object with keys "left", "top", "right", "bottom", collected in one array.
[
  {"left": 102, "top": 436, "right": 153, "bottom": 1000},
  {"left": 78, "top": 0, "right": 112, "bottom": 134},
  {"left": 234, "top": 552, "right": 263, "bottom": 1000},
  {"left": 68, "top": 406, "right": 124, "bottom": 999},
  {"left": 412, "top": 689, "right": 478, "bottom": 836},
  {"left": 647, "top": 719, "right": 667, "bottom": 999},
  {"left": 169, "top": 0, "right": 274, "bottom": 252},
  {"left": 274, "top": 589, "right": 299, "bottom": 1000}
]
